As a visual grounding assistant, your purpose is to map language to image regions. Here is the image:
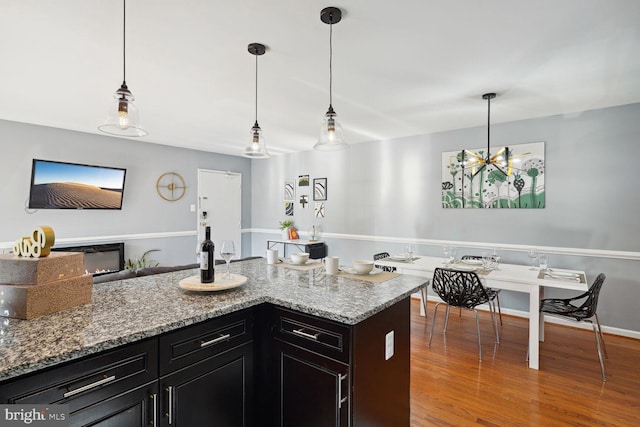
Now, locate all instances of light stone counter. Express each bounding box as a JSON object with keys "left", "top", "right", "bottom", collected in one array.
[{"left": 0, "top": 258, "right": 426, "bottom": 382}]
